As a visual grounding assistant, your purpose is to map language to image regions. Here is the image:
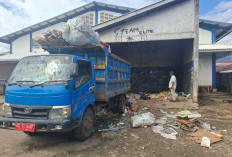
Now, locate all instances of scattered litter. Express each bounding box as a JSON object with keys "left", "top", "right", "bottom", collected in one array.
[
  {"left": 156, "top": 118, "right": 167, "bottom": 125},
  {"left": 173, "top": 117, "right": 201, "bottom": 132},
  {"left": 201, "top": 137, "right": 211, "bottom": 148},
  {"left": 131, "top": 133, "right": 139, "bottom": 139},
  {"left": 189, "top": 129, "right": 223, "bottom": 144},
  {"left": 98, "top": 126, "right": 128, "bottom": 132},
  {"left": 212, "top": 126, "right": 217, "bottom": 130},
  {"left": 201, "top": 122, "right": 211, "bottom": 130},
  {"left": 176, "top": 110, "right": 201, "bottom": 118},
  {"left": 131, "top": 104, "right": 139, "bottom": 112},
  {"left": 152, "top": 125, "right": 177, "bottom": 140},
  {"left": 131, "top": 112, "right": 155, "bottom": 127},
  {"left": 222, "top": 130, "right": 227, "bottom": 132}
]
